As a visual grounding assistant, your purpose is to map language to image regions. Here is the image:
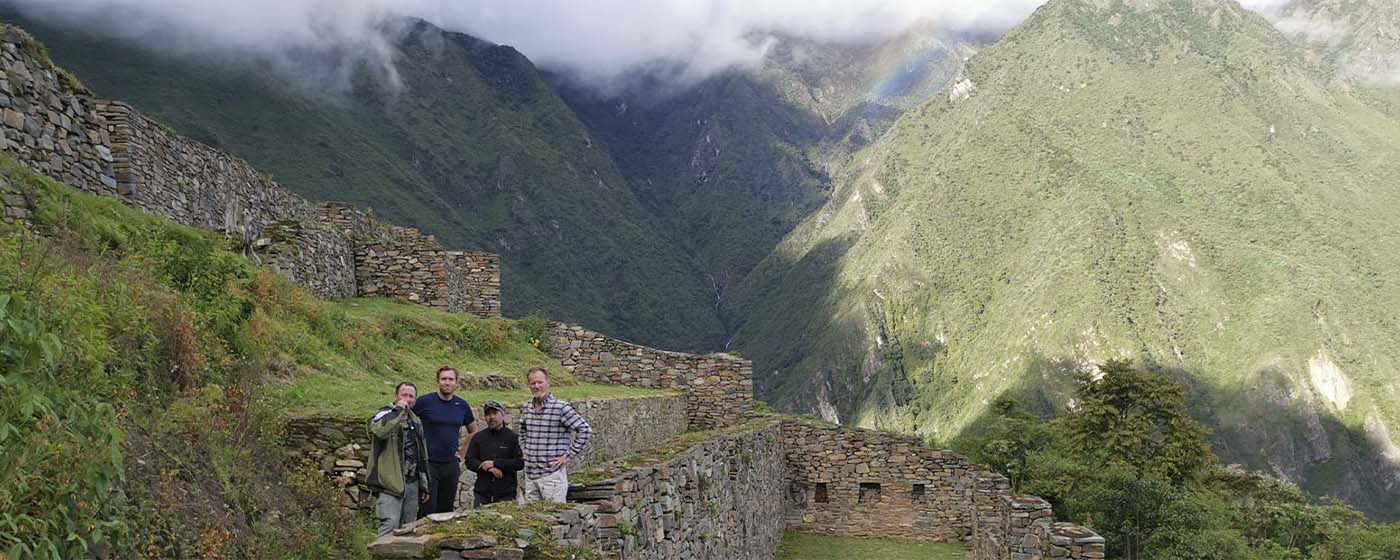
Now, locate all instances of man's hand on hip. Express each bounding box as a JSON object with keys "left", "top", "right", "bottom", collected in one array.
[{"left": 549, "top": 454, "right": 568, "bottom": 471}]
